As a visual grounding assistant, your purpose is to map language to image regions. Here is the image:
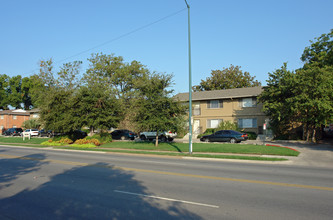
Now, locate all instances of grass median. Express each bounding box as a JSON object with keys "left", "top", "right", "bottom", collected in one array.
[{"left": 0, "top": 137, "right": 299, "bottom": 161}]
